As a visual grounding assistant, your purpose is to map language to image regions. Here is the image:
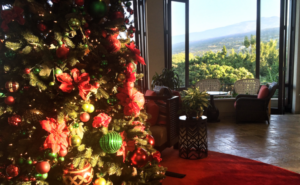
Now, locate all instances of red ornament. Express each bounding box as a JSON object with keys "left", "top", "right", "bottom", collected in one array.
[
  {"left": 127, "top": 63, "right": 135, "bottom": 72},
  {"left": 6, "top": 164, "right": 19, "bottom": 177},
  {"left": 35, "top": 161, "right": 50, "bottom": 174},
  {"left": 4, "top": 96, "right": 15, "bottom": 105},
  {"left": 129, "top": 26, "right": 136, "bottom": 33},
  {"left": 127, "top": 8, "right": 134, "bottom": 15},
  {"left": 94, "top": 82, "right": 100, "bottom": 88},
  {"left": 130, "top": 147, "right": 149, "bottom": 168},
  {"left": 80, "top": 112, "right": 90, "bottom": 122},
  {"left": 84, "top": 29, "right": 91, "bottom": 37},
  {"left": 146, "top": 135, "right": 155, "bottom": 146},
  {"left": 75, "top": 0, "right": 84, "bottom": 6},
  {"left": 62, "top": 162, "right": 93, "bottom": 184},
  {"left": 8, "top": 115, "right": 22, "bottom": 126},
  {"left": 5, "top": 81, "right": 19, "bottom": 93},
  {"left": 106, "top": 35, "right": 121, "bottom": 53},
  {"left": 56, "top": 44, "right": 69, "bottom": 59},
  {"left": 112, "top": 11, "right": 124, "bottom": 20},
  {"left": 59, "top": 148, "right": 68, "bottom": 157},
  {"left": 37, "top": 23, "right": 47, "bottom": 32},
  {"left": 24, "top": 68, "right": 31, "bottom": 74},
  {"left": 30, "top": 176, "right": 36, "bottom": 181},
  {"left": 130, "top": 33, "right": 134, "bottom": 38},
  {"left": 125, "top": 18, "right": 129, "bottom": 24}
]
